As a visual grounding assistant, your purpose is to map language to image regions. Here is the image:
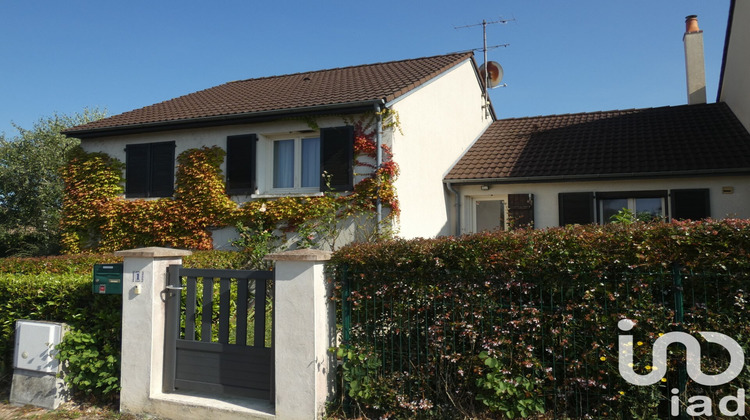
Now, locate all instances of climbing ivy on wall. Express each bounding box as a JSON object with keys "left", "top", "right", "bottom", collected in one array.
[{"left": 60, "top": 113, "right": 399, "bottom": 254}]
